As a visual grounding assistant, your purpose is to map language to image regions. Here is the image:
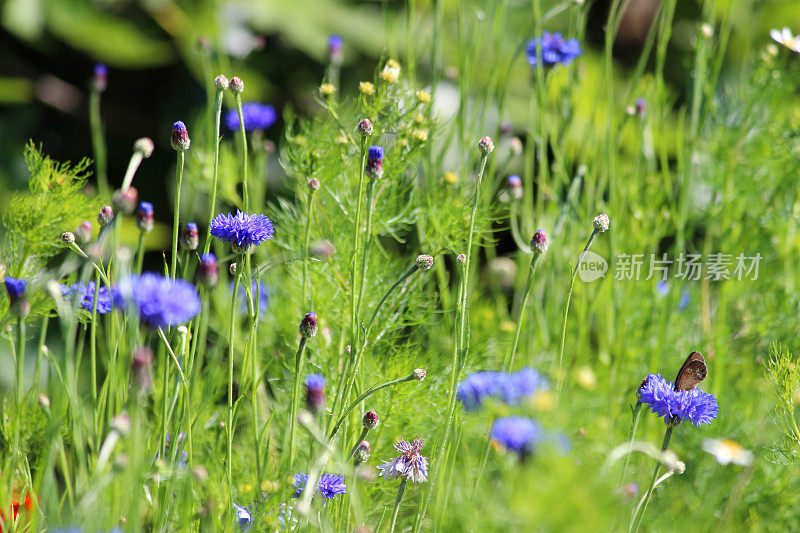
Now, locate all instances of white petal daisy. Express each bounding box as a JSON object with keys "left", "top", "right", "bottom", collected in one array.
[
  {"left": 702, "top": 438, "right": 754, "bottom": 466},
  {"left": 770, "top": 27, "right": 800, "bottom": 52}
]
